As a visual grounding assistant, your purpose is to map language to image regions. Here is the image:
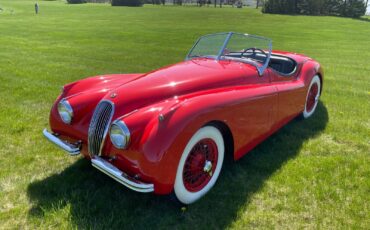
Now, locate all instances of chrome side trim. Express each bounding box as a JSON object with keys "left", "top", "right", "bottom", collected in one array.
[
  {"left": 91, "top": 156, "right": 154, "bottom": 193},
  {"left": 43, "top": 129, "right": 80, "bottom": 156}
]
